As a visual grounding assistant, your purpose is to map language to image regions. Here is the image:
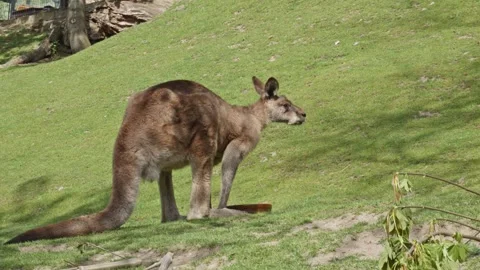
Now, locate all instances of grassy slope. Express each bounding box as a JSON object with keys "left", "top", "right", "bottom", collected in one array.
[{"left": 1, "top": 0, "right": 479, "bottom": 268}]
